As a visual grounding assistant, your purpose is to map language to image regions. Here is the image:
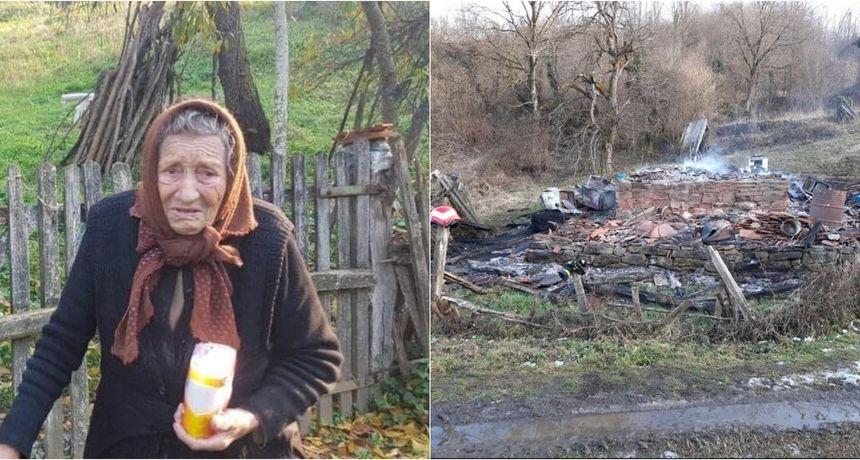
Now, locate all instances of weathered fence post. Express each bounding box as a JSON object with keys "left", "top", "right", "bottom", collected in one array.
[
  {"left": 353, "top": 141, "right": 371, "bottom": 411},
  {"left": 369, "top": 139, "right": 398, "bottom": 374},
  {"left": 247, "top": 153, "right": 263, "bottom": 199},
  {"left": 7, "top": 166, "right": 33, "bottom": 395},
  {"left": 292, "top": 155, "right": 308, "bottom": 261},
  {"left": 110, "top": 162, "right": 133, "bottom": 193},
  {"left": 335, "top": 149, "right": 354, "bottom": 418},
  {"left": 38, "top": 164, "right": 63, "bottom": 458},
  {"left": 314, "top": 154, "right": 333, "bottom": 426},
  {"left": 271, "top": 152, "right": 286, "bottom": 211},
  {"left": 64, "top": 165, "right": 89, "bottom": 459},
  {"left": 82, "top": 161, "right": 102, "bottom": 219}
]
